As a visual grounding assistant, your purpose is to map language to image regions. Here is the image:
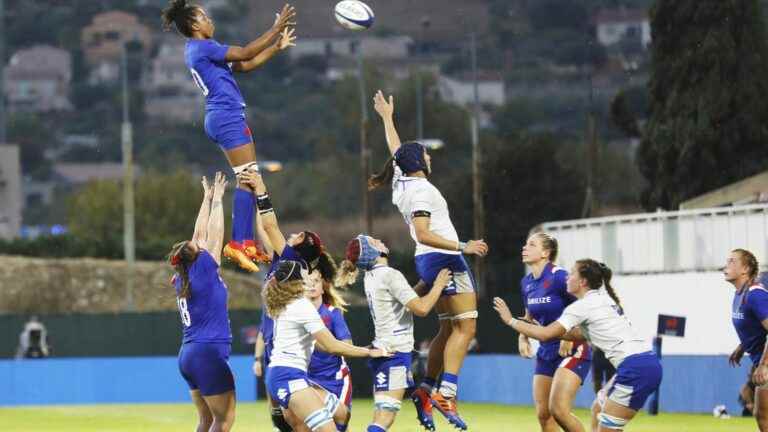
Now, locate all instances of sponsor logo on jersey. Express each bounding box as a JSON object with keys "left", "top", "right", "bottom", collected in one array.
[{"left": 528, "top": 296, "right": 552, "bottom": 305}]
